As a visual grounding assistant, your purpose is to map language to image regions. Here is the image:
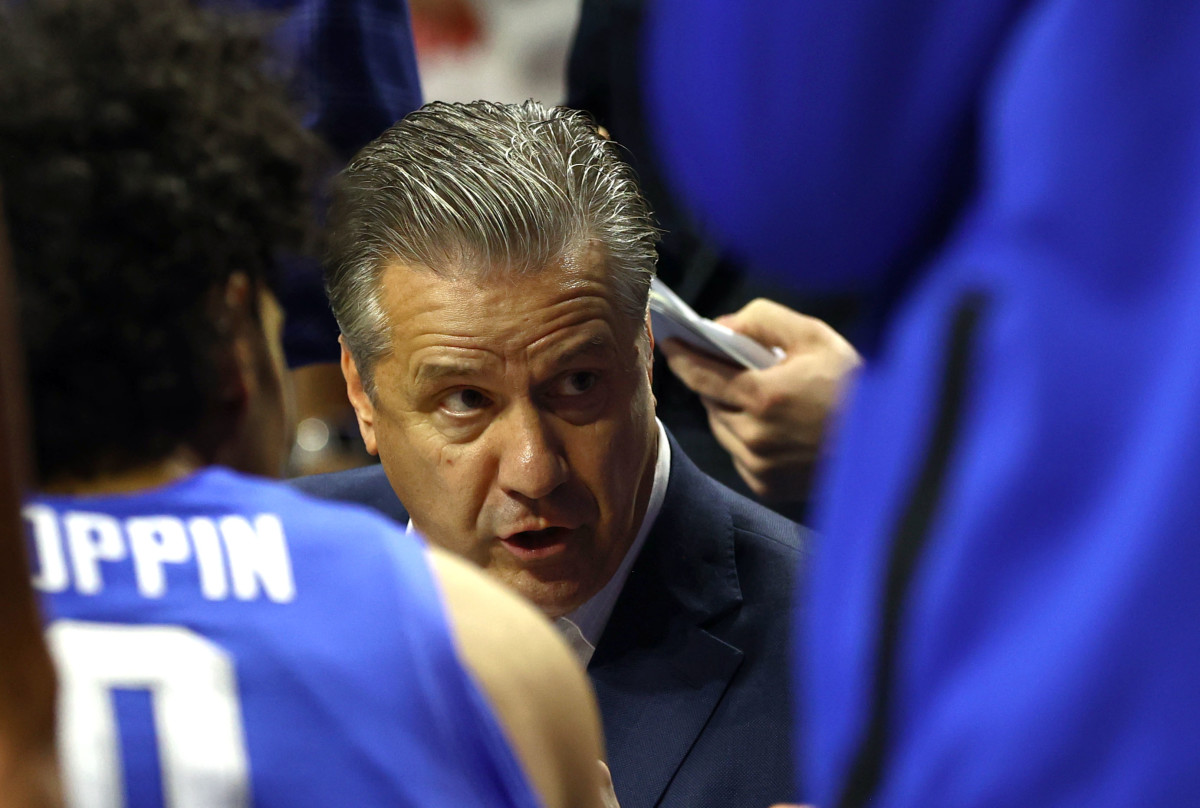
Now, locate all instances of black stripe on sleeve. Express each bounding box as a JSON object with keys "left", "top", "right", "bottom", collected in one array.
[{"left": 837, "top": 292, "right": 987, "bottom": 808}]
